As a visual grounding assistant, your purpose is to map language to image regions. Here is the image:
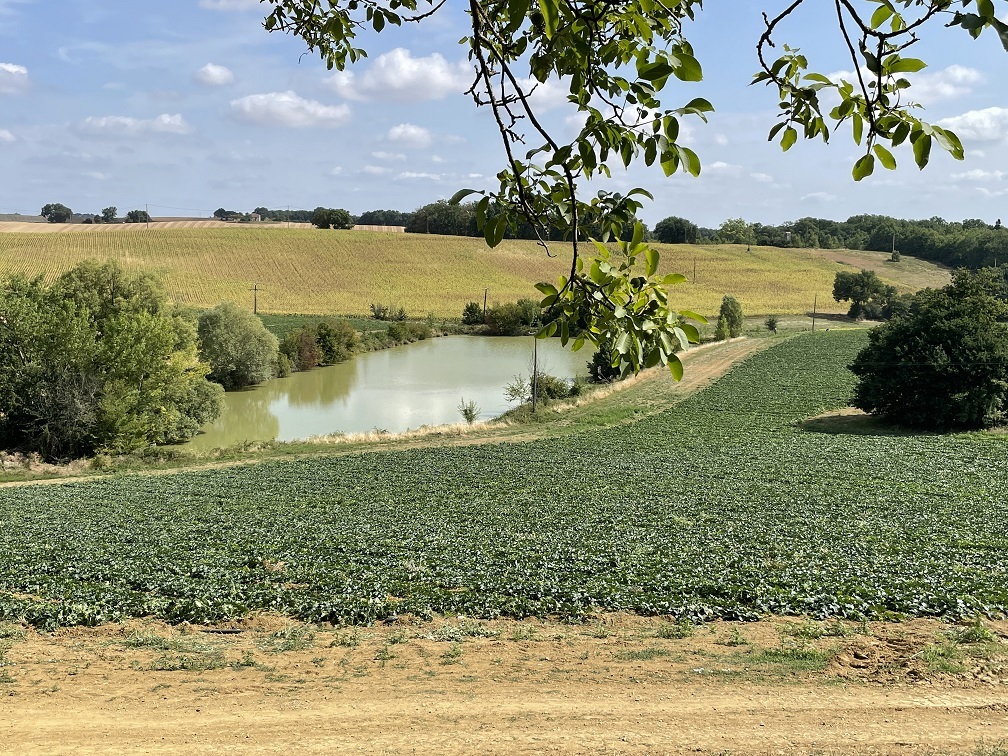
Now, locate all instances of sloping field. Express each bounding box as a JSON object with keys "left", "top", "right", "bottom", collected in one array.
[
  {"left": 0, "top": 225, "right": 949, "bottom": 317},
  {"left": 2, "top": 332, "right": 1007, "bottom": 630},
  {"left": 0, "top": 220, "right": 313, "bottom": 232}
]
